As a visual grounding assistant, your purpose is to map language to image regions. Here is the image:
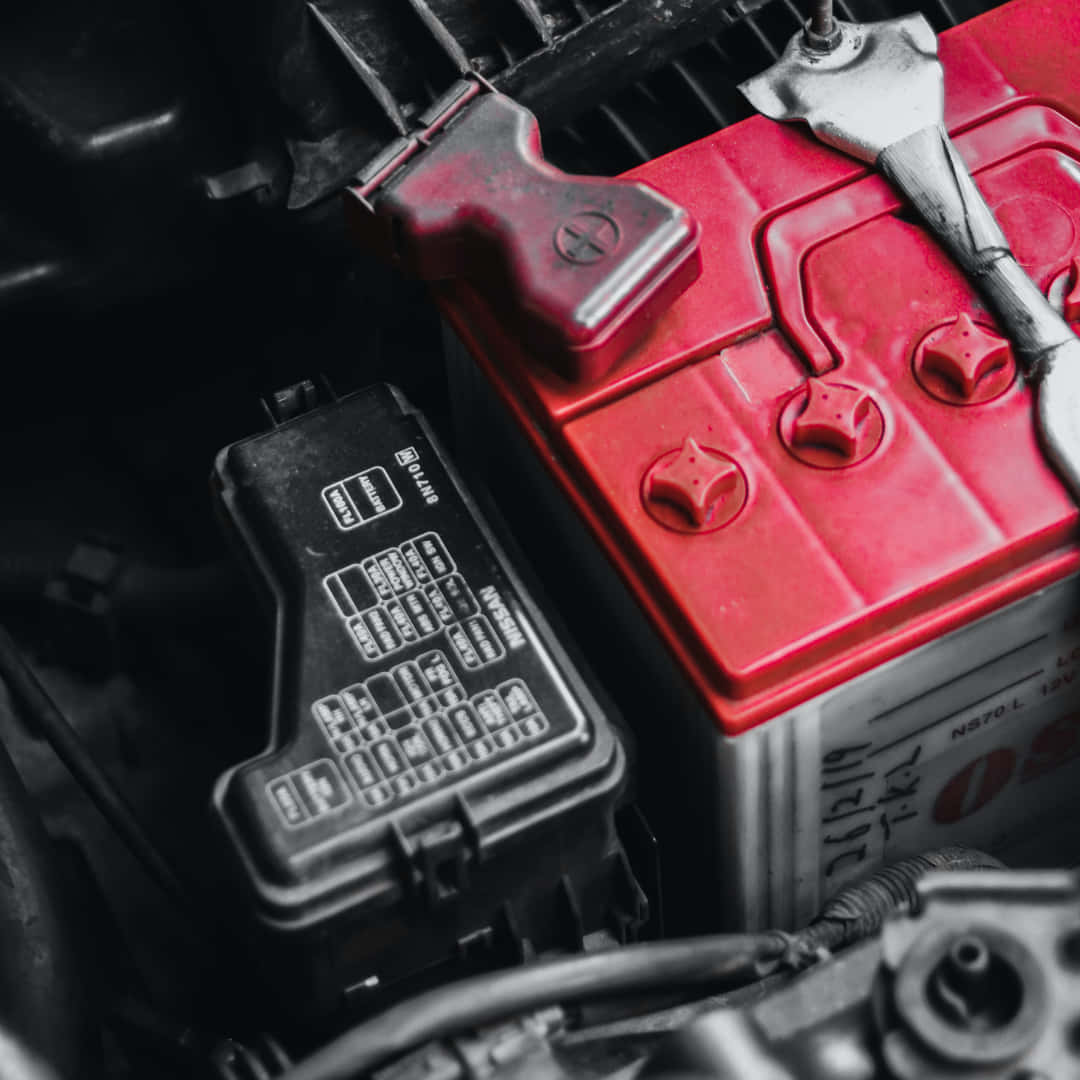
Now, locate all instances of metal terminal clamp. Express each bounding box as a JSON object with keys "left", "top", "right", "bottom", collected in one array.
[{"left": 740, "top": 14, "right": 1080, "bottom": 501}]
